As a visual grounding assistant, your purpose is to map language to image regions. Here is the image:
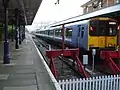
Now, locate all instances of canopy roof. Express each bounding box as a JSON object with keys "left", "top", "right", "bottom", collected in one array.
[{"left": 0, "top": 0, "right": 42, "bottom": 25}]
